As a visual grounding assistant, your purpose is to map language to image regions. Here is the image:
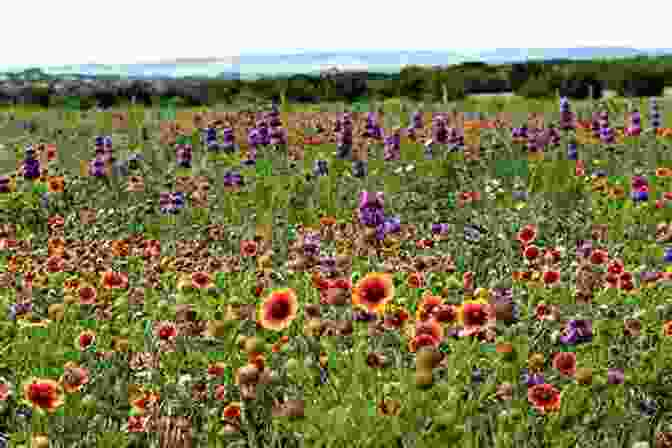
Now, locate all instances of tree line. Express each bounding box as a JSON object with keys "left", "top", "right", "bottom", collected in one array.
[{"left": 4, "top": 55, "right": 672, "bottom": 108}]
